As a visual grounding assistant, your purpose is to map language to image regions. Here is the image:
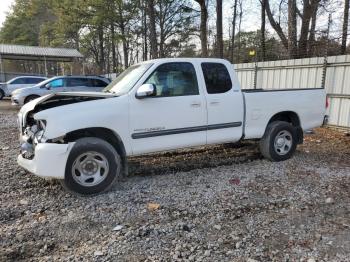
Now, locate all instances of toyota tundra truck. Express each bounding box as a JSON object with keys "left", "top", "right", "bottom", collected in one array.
[{"left": 17, "top": 58, "right": 327, "bottom": 195}]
